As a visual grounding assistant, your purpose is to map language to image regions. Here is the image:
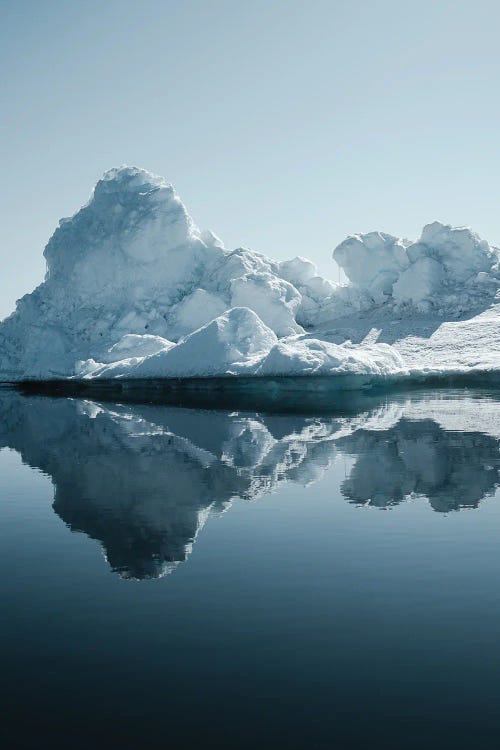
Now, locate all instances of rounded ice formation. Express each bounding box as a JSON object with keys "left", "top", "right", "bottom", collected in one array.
[
  {"left": 84, "top": 307, "right": 278, "bottom": 379},
  {"left": 333, "top": 221, "right": 500, "bottom": 313},
  {"left": 333, "top": 232, "right": 410, "bottom": 296},
  {"left": 171, "top": 289, "right": 228, "bottom": 338},
  {"left": 0, "top": 167, "right": 335, "bottom": 380},
  {"left": 256, "top": 338, "right": 406, "bottom": 378},
  {"left": 82, "top": 307, "right": 404, "bottom": 381},
  {"left": 230, "top": 272, "right": 302, "bottom": 337},
  {"left": 0, "top": 165, "right": 499, "bottom": 383}
]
